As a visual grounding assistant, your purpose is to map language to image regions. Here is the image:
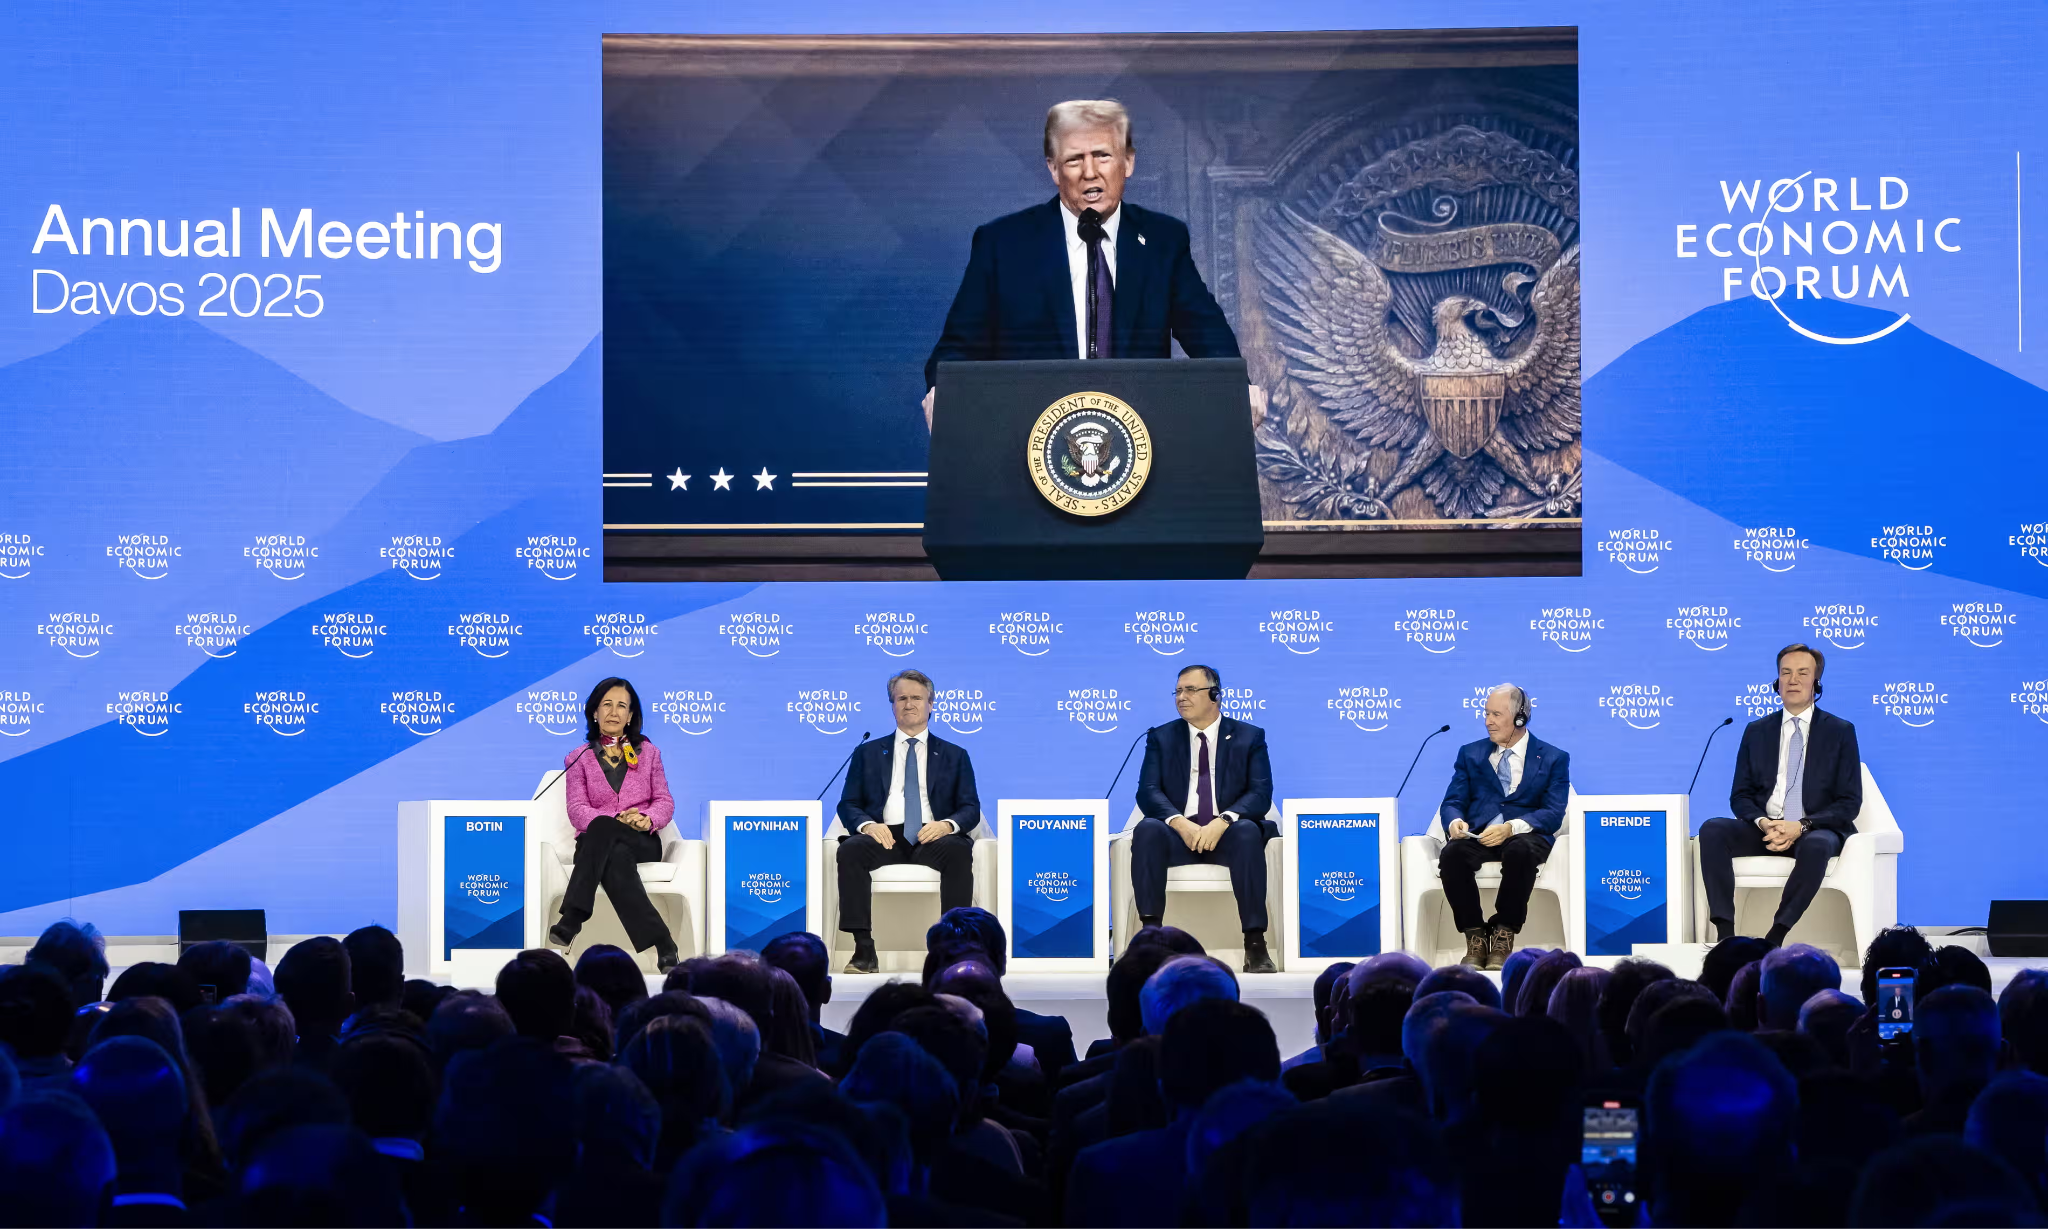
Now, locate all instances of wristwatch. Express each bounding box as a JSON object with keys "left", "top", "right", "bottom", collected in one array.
[{"left": 1799, "top": 819, "right": 1814, "bottom": 834}]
